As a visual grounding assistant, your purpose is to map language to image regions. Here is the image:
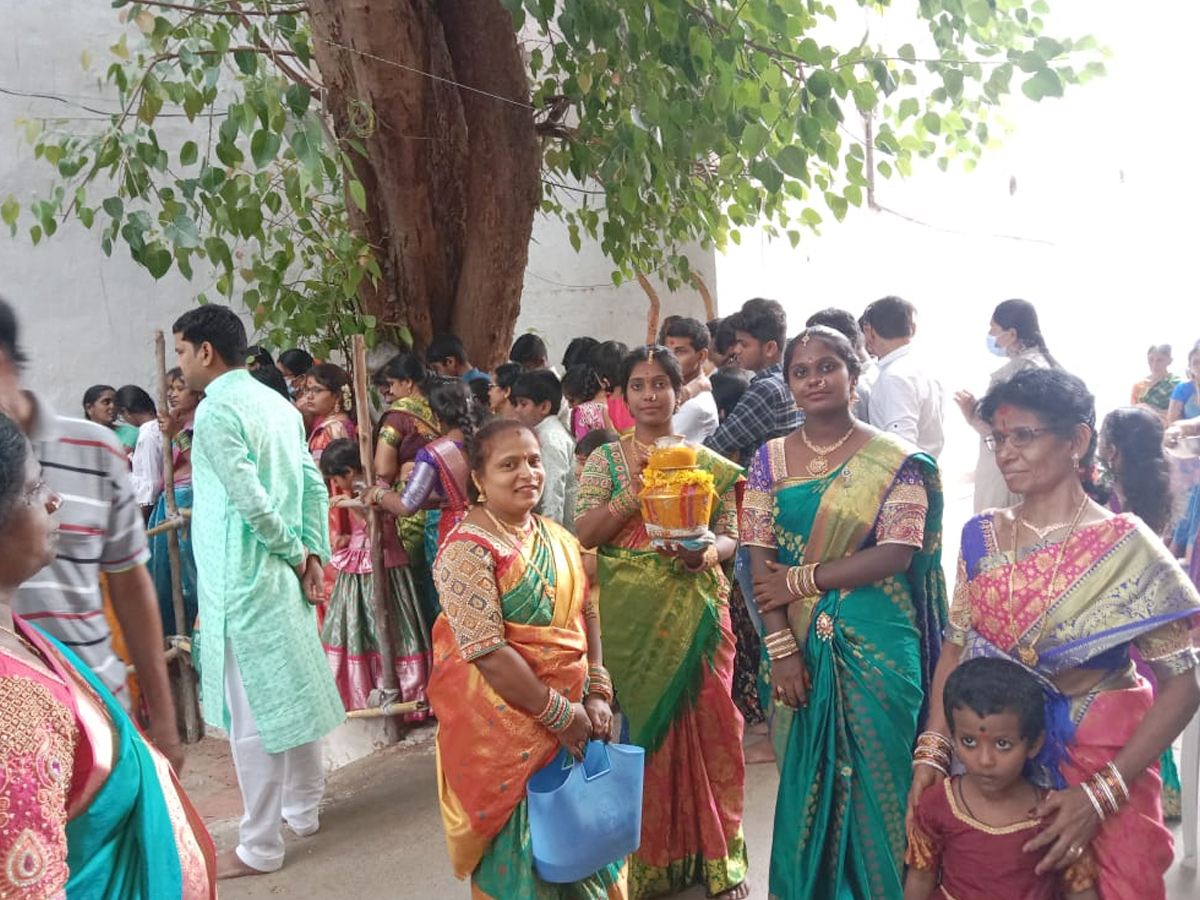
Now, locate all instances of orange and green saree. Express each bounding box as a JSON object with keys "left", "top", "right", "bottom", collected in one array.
[{"left": 427, "top": 516, "right": 626, "bottom": 900}]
